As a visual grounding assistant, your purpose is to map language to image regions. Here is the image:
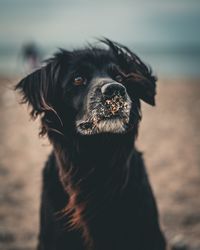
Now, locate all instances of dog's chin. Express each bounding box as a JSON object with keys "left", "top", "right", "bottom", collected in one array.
[{"left": 76, "top": 116, "right": 131, "bottom": 135}]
